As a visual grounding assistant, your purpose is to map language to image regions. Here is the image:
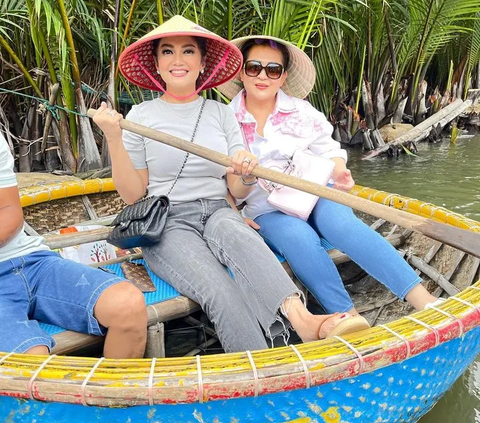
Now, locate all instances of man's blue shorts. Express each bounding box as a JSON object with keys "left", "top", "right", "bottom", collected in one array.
[{"left": 0, "top": 250, "right": 124, "bottom": 353}]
